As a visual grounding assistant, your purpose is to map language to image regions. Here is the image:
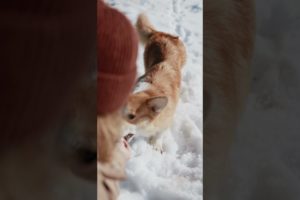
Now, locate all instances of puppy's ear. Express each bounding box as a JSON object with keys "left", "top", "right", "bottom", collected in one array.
[{"left": 146, "top": 96, "right": 168, "bottom": 113}]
